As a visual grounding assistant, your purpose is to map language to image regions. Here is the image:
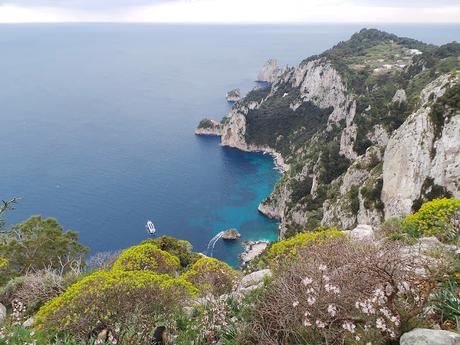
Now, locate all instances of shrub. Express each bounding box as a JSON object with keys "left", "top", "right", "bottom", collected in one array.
[
  {"left": 376, "top": 217, "right": 405, "bottom": 240},
  {"left": 403, "top": 198, "right": 460, "bottom": 243},
  {"left": 243, "top": 237, "right": 448, "bottom": 344},
  {"left": 265, "top": 229, "right": 344, "bottom": 265},
  {"left": 0, "top": 257, "right": 15, "bottom": 286},
  {"left": 112, "top": 242, "right": 180, "bottom": 275},
  {"left": 35, "top": 269, "right": 198, "bottom": 342},
  {"left": 181, "top": 257, "right": 238, "bottom": 296},
  {"left": 144, "top": 236, "right": 201, "bottom": 269},
  {"left": 0, "top": 269, "right": 81, "bottom": 314}
]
